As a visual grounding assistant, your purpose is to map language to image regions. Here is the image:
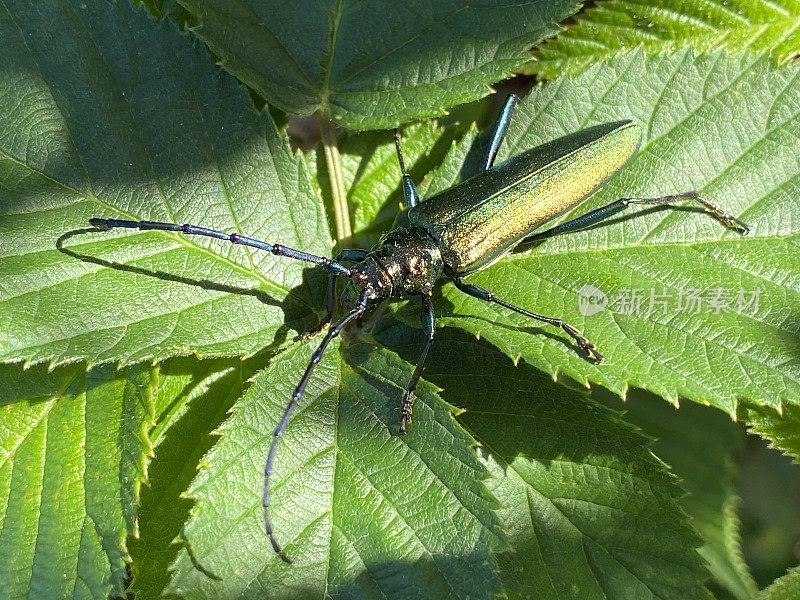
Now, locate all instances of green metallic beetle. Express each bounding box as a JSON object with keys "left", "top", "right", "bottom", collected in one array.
[{"left": 90, "top": 93, "right": 750, "bottom": 563}]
